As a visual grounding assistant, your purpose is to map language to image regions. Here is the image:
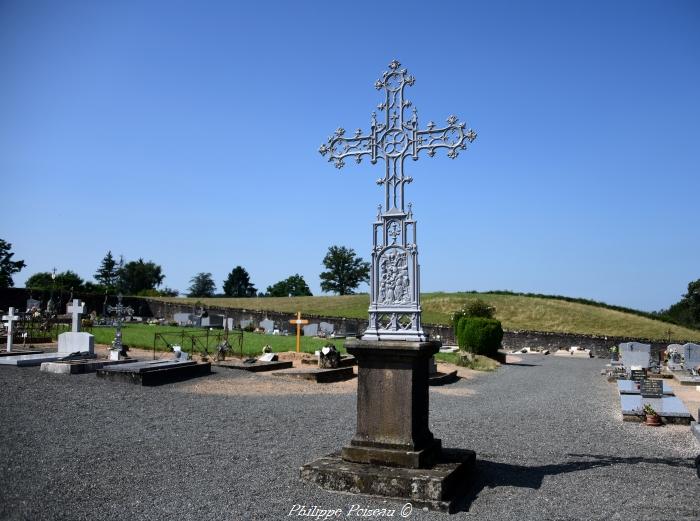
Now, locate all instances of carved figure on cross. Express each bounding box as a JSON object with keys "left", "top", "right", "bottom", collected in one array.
[
  {"left": 2, "top": 307, "right": 20, "bottom": 353},
  {"left": 67, "top": 299, "right": 86, "bottom": 333}
]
